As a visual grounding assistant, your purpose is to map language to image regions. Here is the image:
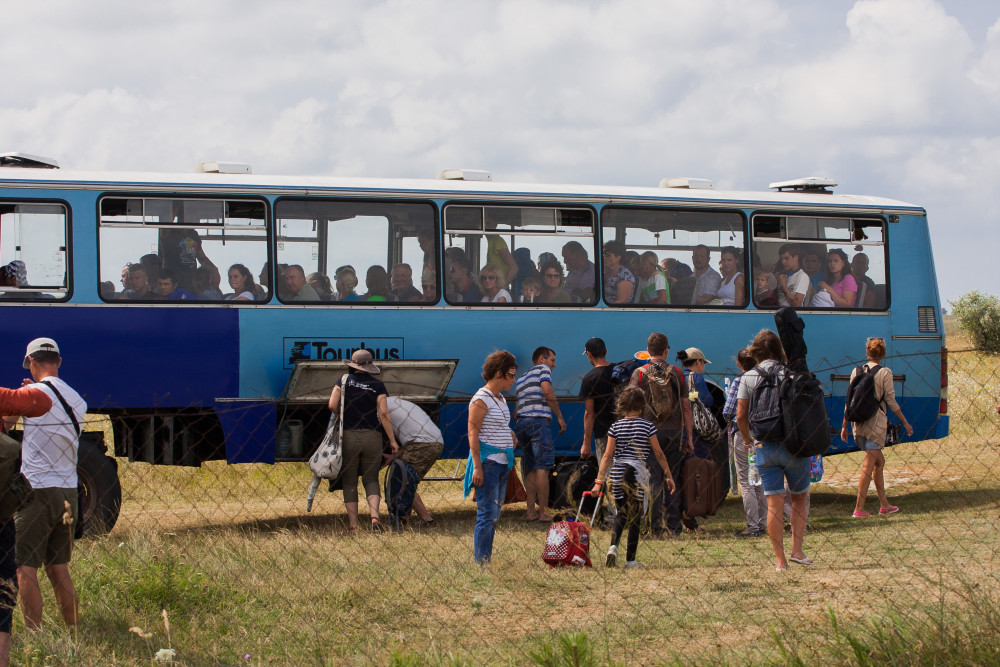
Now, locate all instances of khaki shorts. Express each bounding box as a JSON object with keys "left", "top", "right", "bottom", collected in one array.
[
  {"left": 398, "top": 441, "right": 443, "bottom": 480},
  {"left": 15, "top": 487, "right": 77, "bottom": 568}
]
